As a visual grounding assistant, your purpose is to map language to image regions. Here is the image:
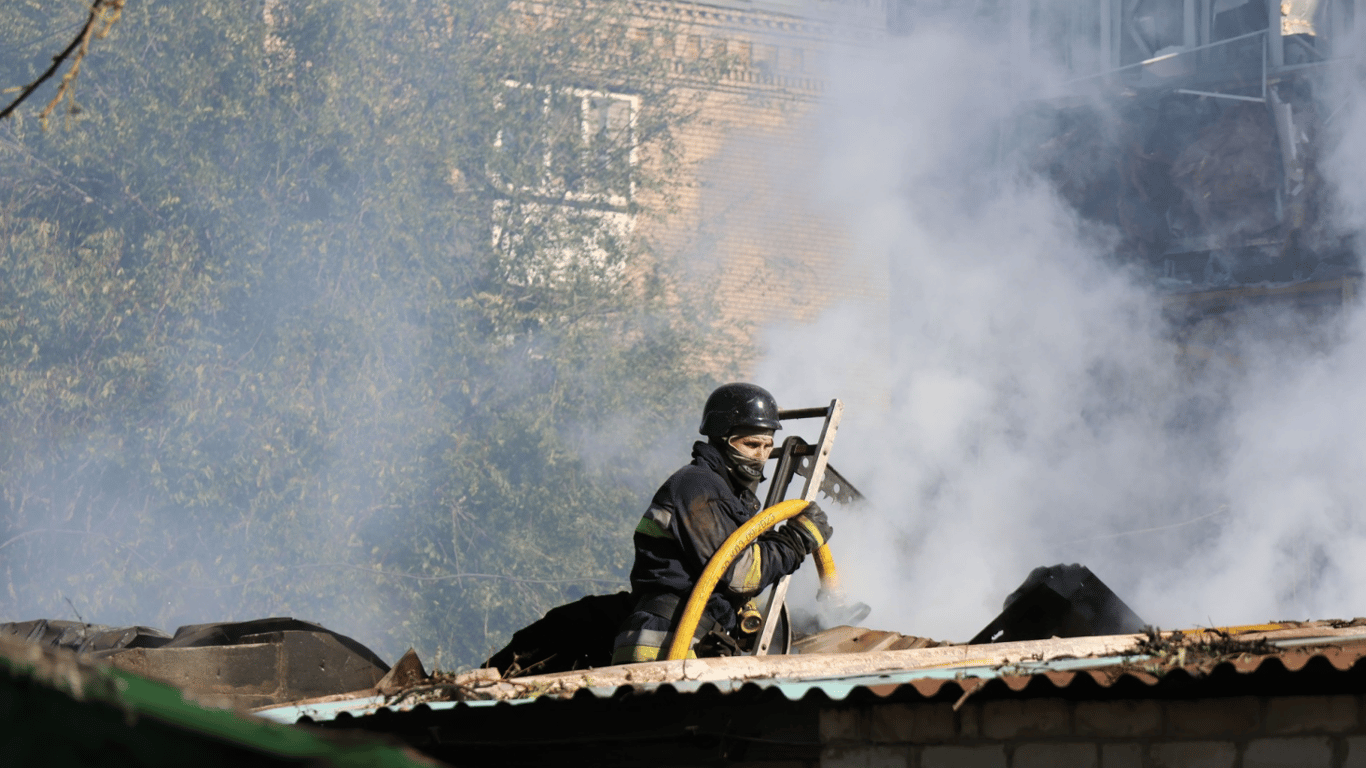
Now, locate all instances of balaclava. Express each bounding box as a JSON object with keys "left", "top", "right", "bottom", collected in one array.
[{"left": 712, "top": 426, "right": 774, "bottom": 493}]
